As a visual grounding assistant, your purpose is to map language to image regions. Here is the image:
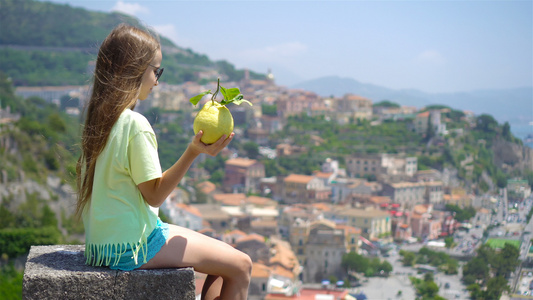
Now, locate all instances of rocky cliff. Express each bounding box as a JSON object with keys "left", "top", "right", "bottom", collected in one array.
[{"left": 492, "top": 137, "right": 533, "bottom": 173}]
